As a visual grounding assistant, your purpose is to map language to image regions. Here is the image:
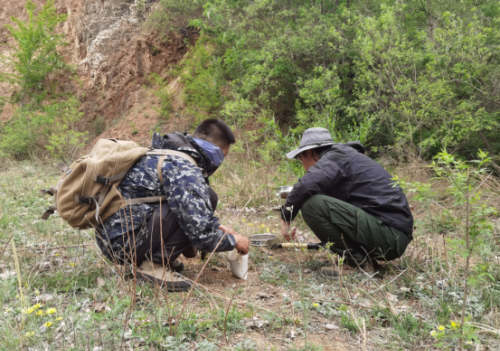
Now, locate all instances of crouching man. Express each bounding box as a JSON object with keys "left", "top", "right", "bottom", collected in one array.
[
  {"left": 95, "top": 119, "right": 249, "bottom": 291},
  {"left": 280, "top": 128, "right": 413, "bottom": 276}
]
